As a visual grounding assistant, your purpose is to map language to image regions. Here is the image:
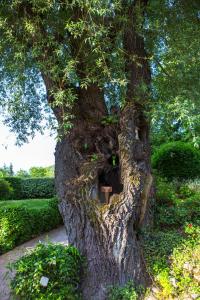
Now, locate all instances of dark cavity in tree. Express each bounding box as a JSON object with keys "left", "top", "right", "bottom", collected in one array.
[{"left": 98, "top": 154, "right": 123, "bottom": 204}]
